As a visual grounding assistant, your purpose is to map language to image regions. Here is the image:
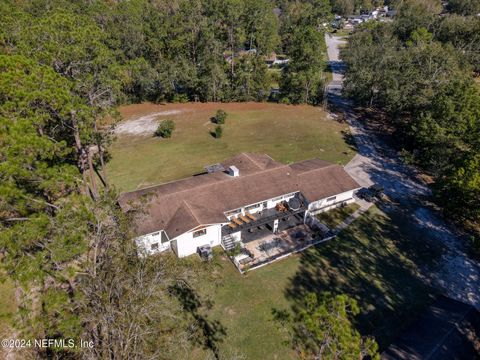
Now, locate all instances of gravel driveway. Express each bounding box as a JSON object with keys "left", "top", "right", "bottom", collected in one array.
[{"left": 325, "top": 33, "right": 480, "bottom": 309}]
